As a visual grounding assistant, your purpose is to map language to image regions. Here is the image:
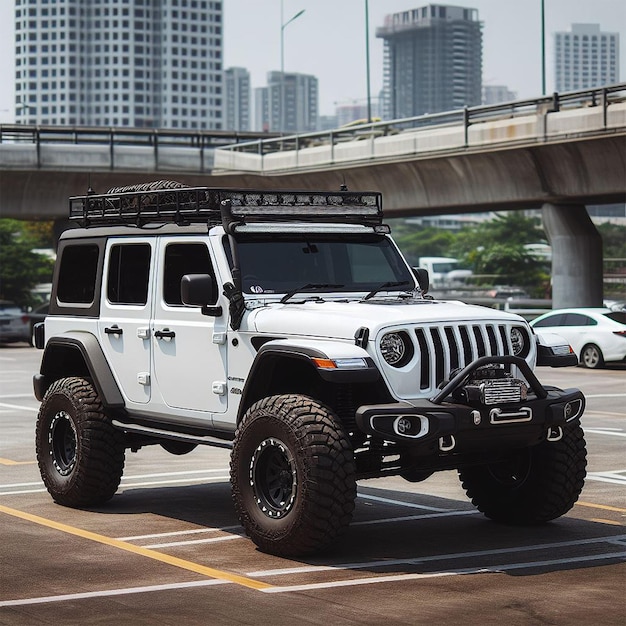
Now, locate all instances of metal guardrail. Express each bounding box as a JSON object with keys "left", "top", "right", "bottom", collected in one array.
[{"left": 218, "top": 83, "right": 626, "bottom": 156}]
